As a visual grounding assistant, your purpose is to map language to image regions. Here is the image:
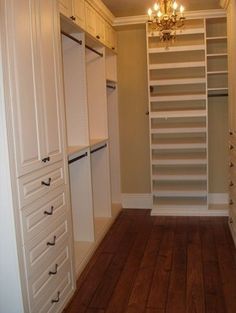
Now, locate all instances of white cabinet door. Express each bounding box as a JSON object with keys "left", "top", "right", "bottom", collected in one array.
[
  {"left": 73, "top": 0, "right": 86, "bottom": 29},
  {"left": 5, "top": 0, "right": 64, "bottom": 177},
  {"left": 95, "top": 13, "right": 105, "bottom": 43},
  {"left": 85, "top": 2, "right": 96, "bottom": 37},
  {"left": 37, "top": 0, "right": 64, "bottom": 165},
  {"left": 58, "top": 0, "right": 72, "bottom": 18}
]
